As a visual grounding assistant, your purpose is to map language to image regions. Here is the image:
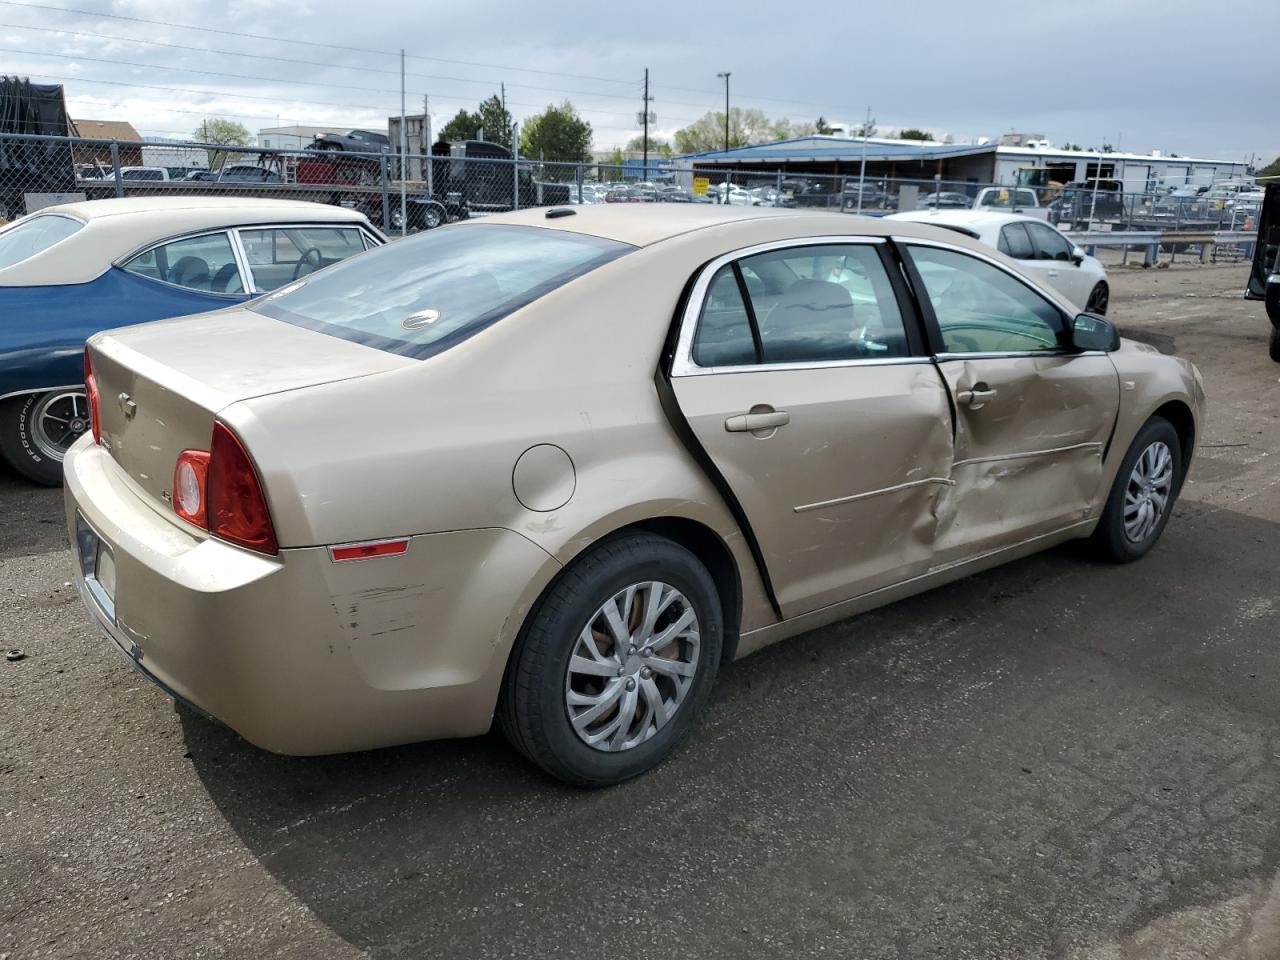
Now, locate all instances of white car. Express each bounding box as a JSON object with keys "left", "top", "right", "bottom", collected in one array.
[
  {"left": 887, "top": 210, "right": 1110, "bottom": 314},
  {"left": 972, "top": 186, "right": 1048, "bottom": 221}
]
